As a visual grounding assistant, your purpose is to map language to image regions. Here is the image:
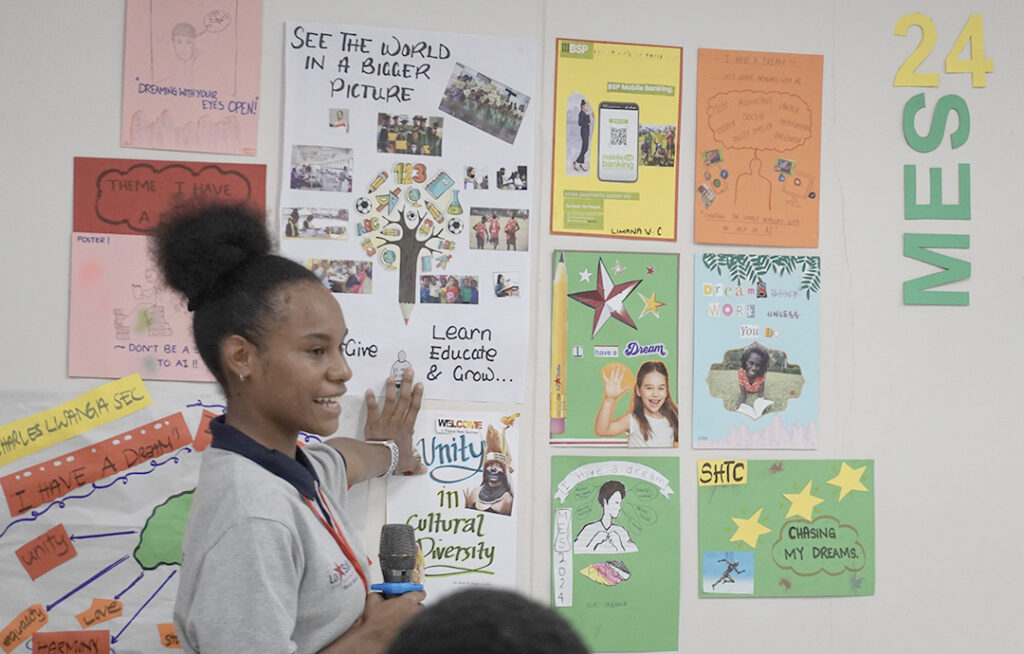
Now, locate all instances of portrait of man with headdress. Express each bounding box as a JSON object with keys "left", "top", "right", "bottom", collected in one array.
[{"left": 463, "top": 415, "right": 517, "bottom": 516}]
